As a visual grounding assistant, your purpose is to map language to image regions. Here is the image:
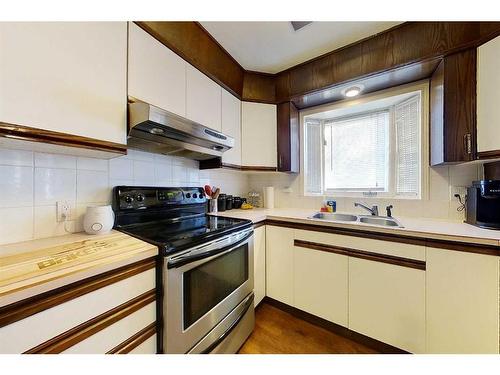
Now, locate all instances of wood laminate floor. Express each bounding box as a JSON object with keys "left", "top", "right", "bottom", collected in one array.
[{"left": 238, "top": 302, "right": 378, "bottom": 354}]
